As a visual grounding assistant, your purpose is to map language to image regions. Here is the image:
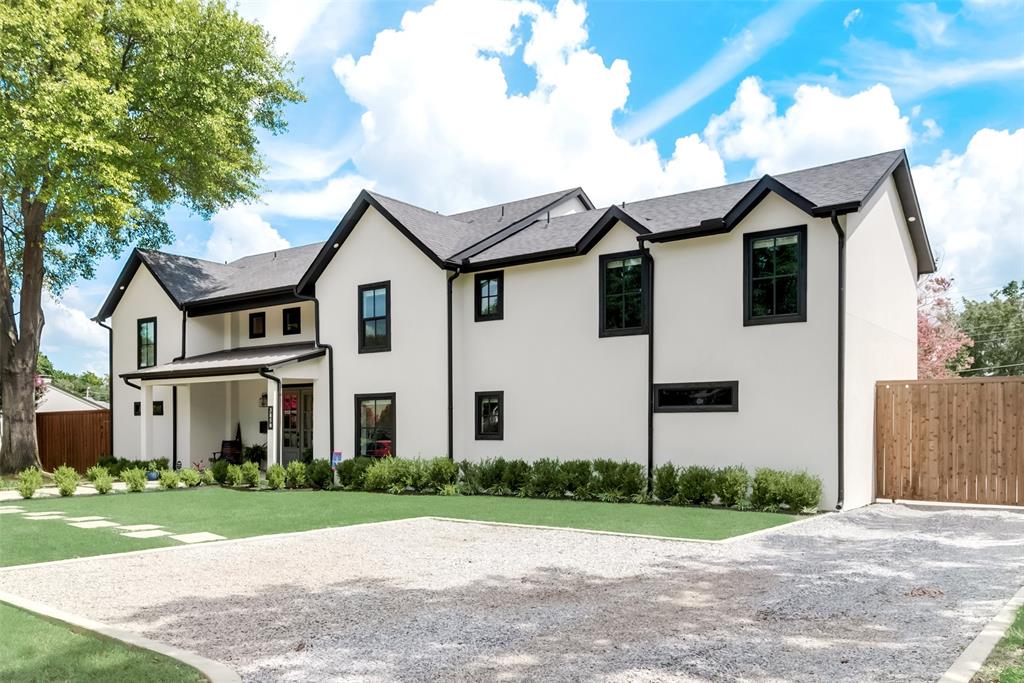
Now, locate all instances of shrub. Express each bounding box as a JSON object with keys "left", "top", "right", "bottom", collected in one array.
[
  {"left": 211, "top": 459, "right": 230, "bottom": 485},
  {"left": 146, "top": 458, "right": 169, "bottom": 472},
  {"left": 526, "top": 458, "right": 565, "bottom": 498},
  {"left": 85, "top": 465, "right": 109, "bottom": 482},
  {"left": 438, "top": 483, "right": 460, "bottom": 496},
  {"left": 475, "top": 458, "right": 507, "bottom": 492},
  {"left": 285, "top": 460, "right": 308, "bottom": 489},
  {"left": 457, "top": 461, "right": 482, "bottom": 494},
  {"left": 53, "top": 465, "right": 79, "bottom": 497},
  {"left": 677, "top": 466, "right": 716, "bottom": 505},
  {"left": 500, "top": 459, "right": 531, "bottom": 494},
  {"left": 713, "top": 466, "right": 750, "bottom": 507},
  {"left": 179, "top": 468, "right": 202, "bottom": 487},
  {"left": 592, "top": 459, "right": 622, "bottom": 496},
  {"left": 201, "top": 469, "right": 216, "bottom": 486},
  {"left": 266, "top": 464, "right": 286, "bottom": 490},
  {"left": 242, "top": 443, "right": 267, "bottom": 466},
  {"left": 618, "top": 462, "right": 646, "bottom": 498},
  {"left": 93, "top": 473, "right": 114, "bottom": 494},
  {"left": 592, "top": 460, "right": 645, "bottom": 501},
  {"left": 122, "top": 467, "right": 147, "bottom": 492},
  {"left": 16, "top": 468, "right": 43, "bottom": 499},
  {"left": 427, "top": 457, "right": 459, "bottom": 490},
  {"left": 225, "top": 464, "right": 244, "bottom": 487},
  {"left": 750, "top": 468, "right": 787, "bottom": 509},
  {"left": 561, "top": 460, "right": 593, "bottom": 495},
  {"left": 240, "top": 461, "right": 260, "bottom": 488},
  {"left": 307, "top": 459, "right": 333, "bottom": 490},
  {"left": 781, "top": 471, "right": 822, "bottom": 512},
  {"left": 405, "top": 459, "right": 429, "bottom": 491},
  {"left": 363, "top": 457, "right": 410, "bottom": 493},
  {"left": 159, "top": 470, "right": 180, "bottom": 490},
  {"left": 652, "top": 463, "right": 679, "bottom": 502}
]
